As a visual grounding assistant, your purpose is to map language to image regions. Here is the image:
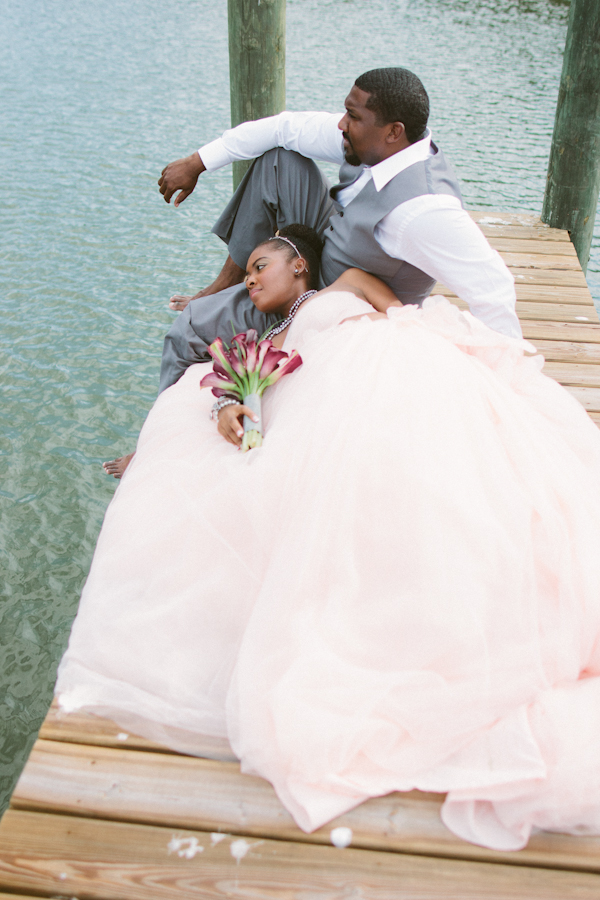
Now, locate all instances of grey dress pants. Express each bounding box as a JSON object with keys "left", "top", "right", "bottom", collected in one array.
[{"left": 158, "top": 148, "right": 335, "bottom": 393}]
